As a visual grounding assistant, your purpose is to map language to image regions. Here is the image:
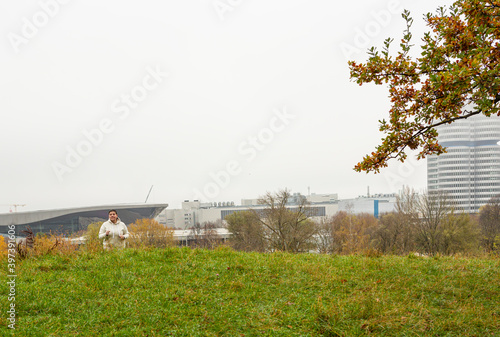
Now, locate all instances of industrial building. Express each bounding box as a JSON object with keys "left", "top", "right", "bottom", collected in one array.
[
  {"left": 156, "top": 193, "right": 396, "bottom": 229},
  {"left": 1, "top": 192, "right": 398, "bottom": 238}
]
